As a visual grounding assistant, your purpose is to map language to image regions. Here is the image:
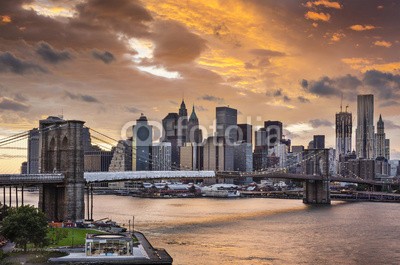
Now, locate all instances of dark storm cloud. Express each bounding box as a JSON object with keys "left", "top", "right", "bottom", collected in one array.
[
  {"left": 304, "top": 70, "right": 400, "bottom": 106},
  {"left": 309, "top": 119, "right": 334, "bottom": 128},
  {"left": 75, "top": 0, "right": 153, "bottom": 37},
  {"left": 306, "top": 76, "right": 337, "bottom": 96},
  {"left": 65, "top": 91, "right": 100, "bottom": 103},
  {"left": 198, "top": 95, "right": 224, "bottom": 103},
  {"left": 0, "top": 0, "right": 151, "bottom": 54},
  {"left": 303, "top": 74, "right": 362, "bottom": 98},
  {"left": 297, "top": 96, "right": 310, "bottom": 103},
  {"left": 0, "top": 97, "right": 29, "bottom": 111},
  {"left": 0, "top": 52, "right": 46, "bottom": 74},
  {"left": 152, "top": 21, "right": 207, "bottom": 65},
  {"left": 363, "top": 70, "right": 400, "bottom": 100},
  {"left": 266, "top": 88, "right": 291, "bottom": 102},
  {"left": 36, "top": 42, "right": 71, "bottom": 64},
  {"left": 300, "top": 79, "right": 308, "bottom": 89},
  {"left": 92, "top": 50, "right": 115, "bottom": 64}
]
